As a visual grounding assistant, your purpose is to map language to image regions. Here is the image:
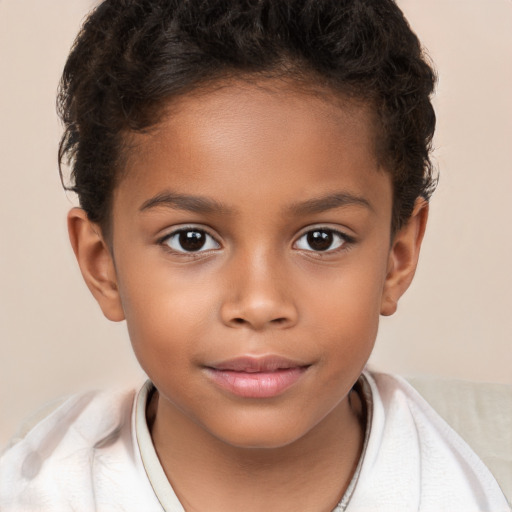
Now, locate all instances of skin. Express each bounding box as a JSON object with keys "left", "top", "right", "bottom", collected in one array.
[{"left": 68, "top": 81, "right": 428, "bottom": 512}]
